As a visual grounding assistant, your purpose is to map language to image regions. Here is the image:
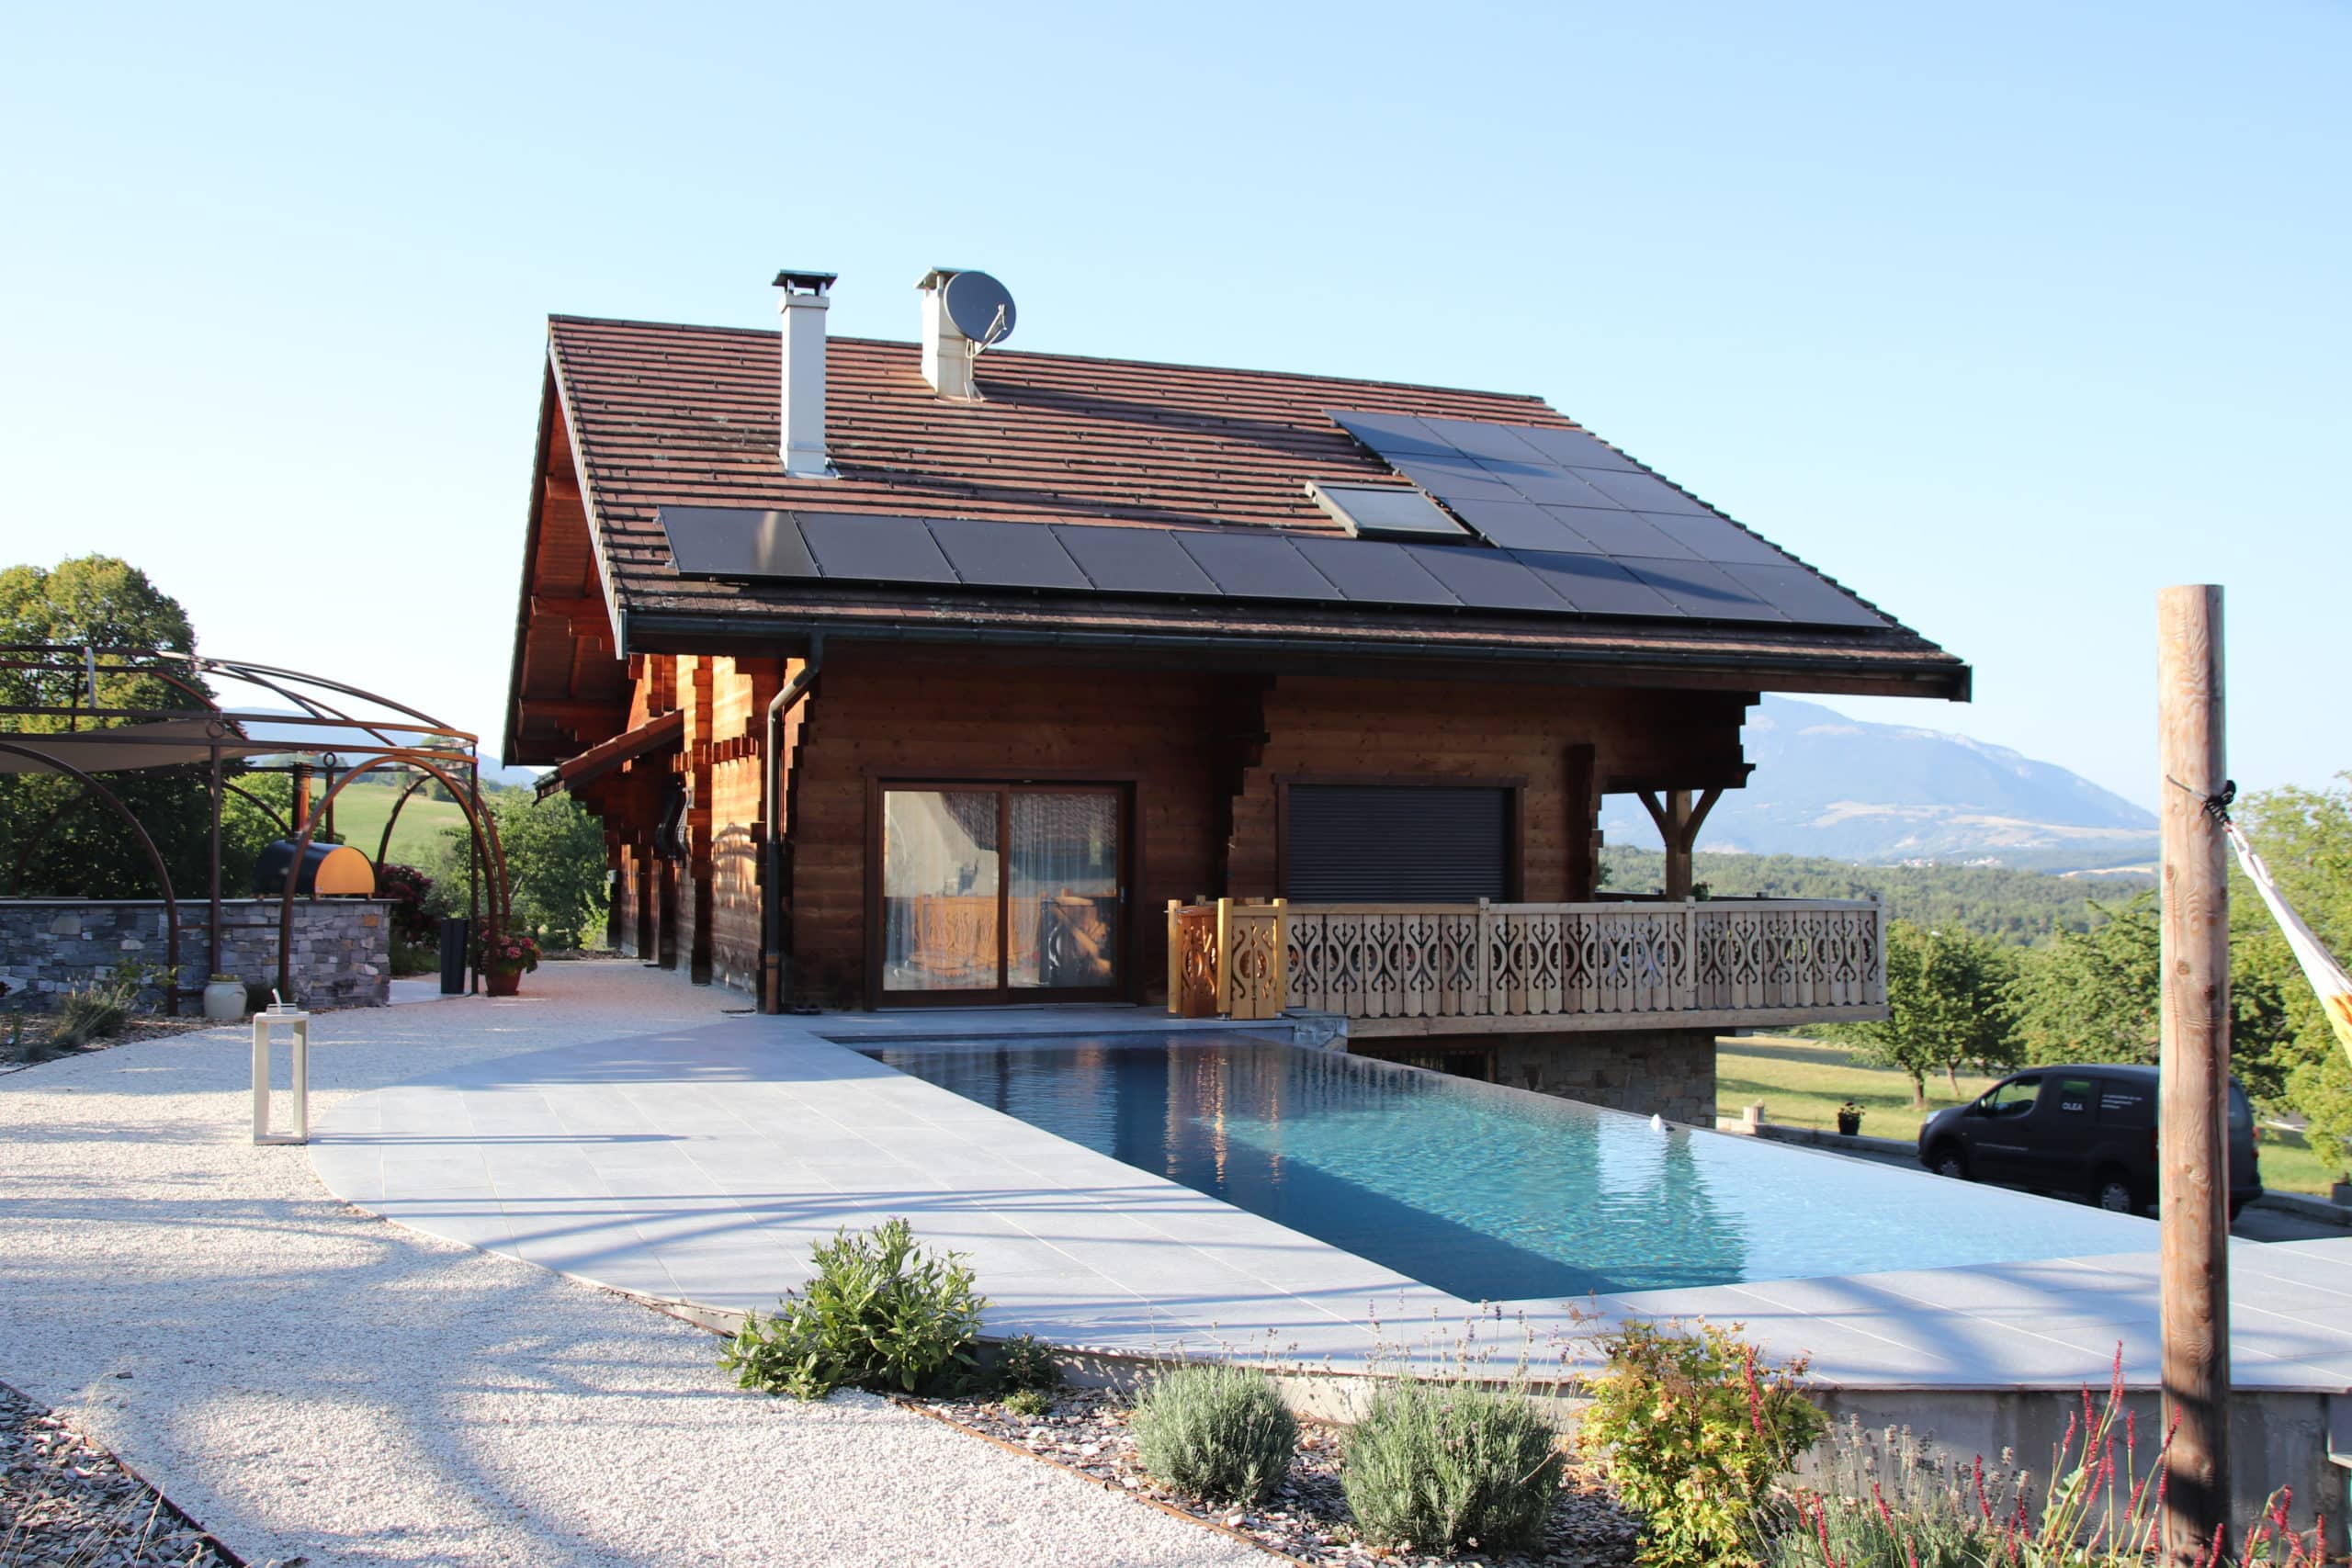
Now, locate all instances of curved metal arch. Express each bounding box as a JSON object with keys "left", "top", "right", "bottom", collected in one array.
[
  {"left": 0, "top": 740, "right": 182, "bottom": 1014},
  {"left": 373, "top": 774, "right": 432, "bottom": 867},
  {"left": 220, "top": 779, "right": 290, "bottom": 837},
  {"left": 276, "top": 754, "right": 510, "bottom": 999}
]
